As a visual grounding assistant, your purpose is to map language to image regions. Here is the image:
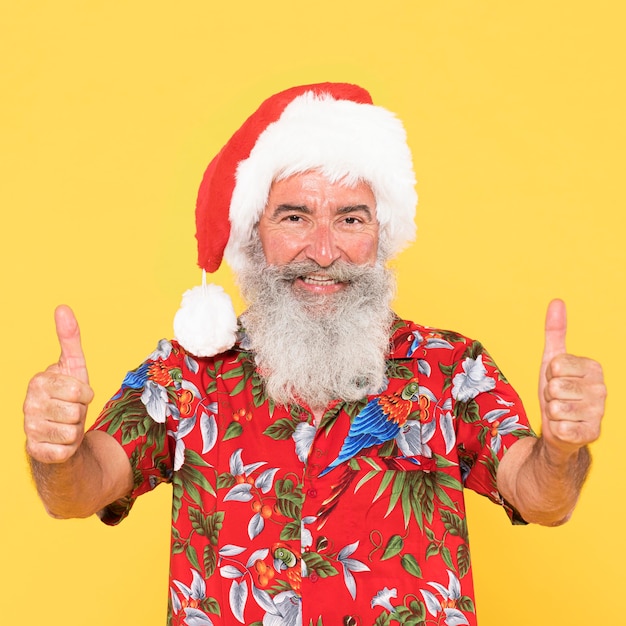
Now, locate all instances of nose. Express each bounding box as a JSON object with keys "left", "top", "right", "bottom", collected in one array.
[{"left": 305, "top": 221, "right": 341, "bottom": 267}]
